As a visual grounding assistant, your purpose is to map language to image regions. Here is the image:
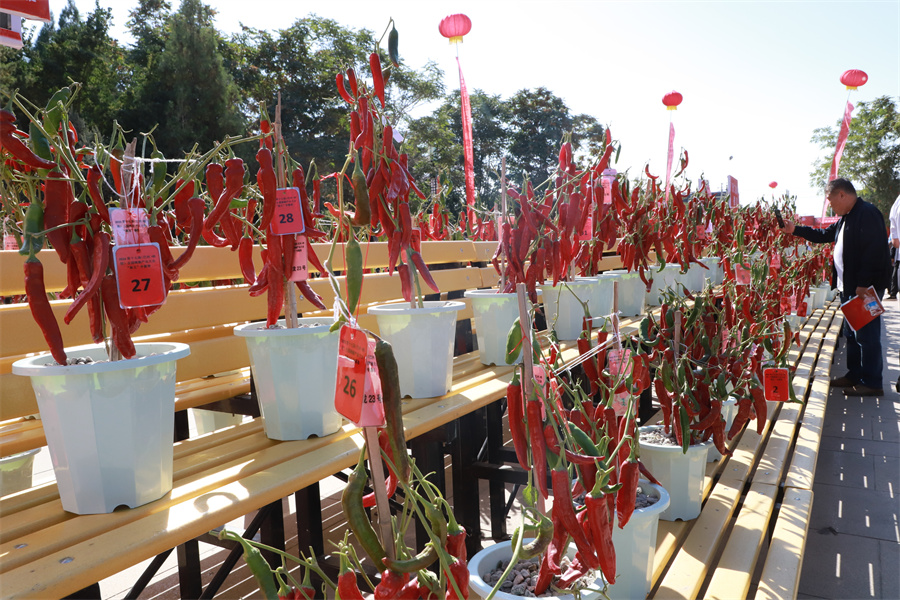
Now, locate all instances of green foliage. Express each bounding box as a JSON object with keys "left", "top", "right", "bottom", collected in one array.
[{"left": 810, "top": 95, "right": 900, "bottom": 219}]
